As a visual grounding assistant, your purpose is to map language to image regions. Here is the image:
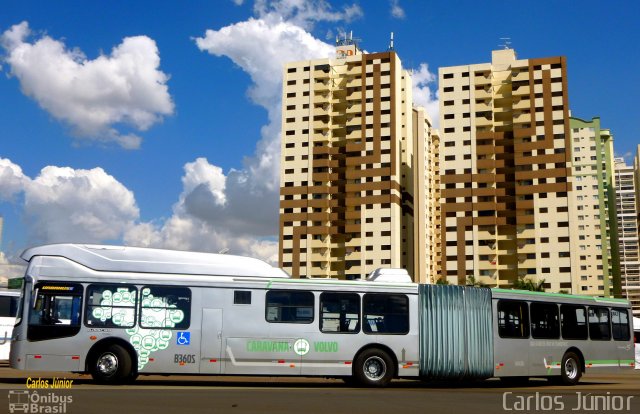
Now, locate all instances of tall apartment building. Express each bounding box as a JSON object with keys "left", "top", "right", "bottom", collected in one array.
[
  {"left": 568, "top": 117, "right": 619, "bottom": 296},
  {"left": 614, "top": 158, "right": 640, "bottom": 315},
  {"left": 413, "top": 107, "right": 441, "bottom": 283},
  {"left": 278, "top": 39, "right": 438, "bottom": 282},
  {"left": 439, "top": 49, "right": 574, "bottom": 290}
]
